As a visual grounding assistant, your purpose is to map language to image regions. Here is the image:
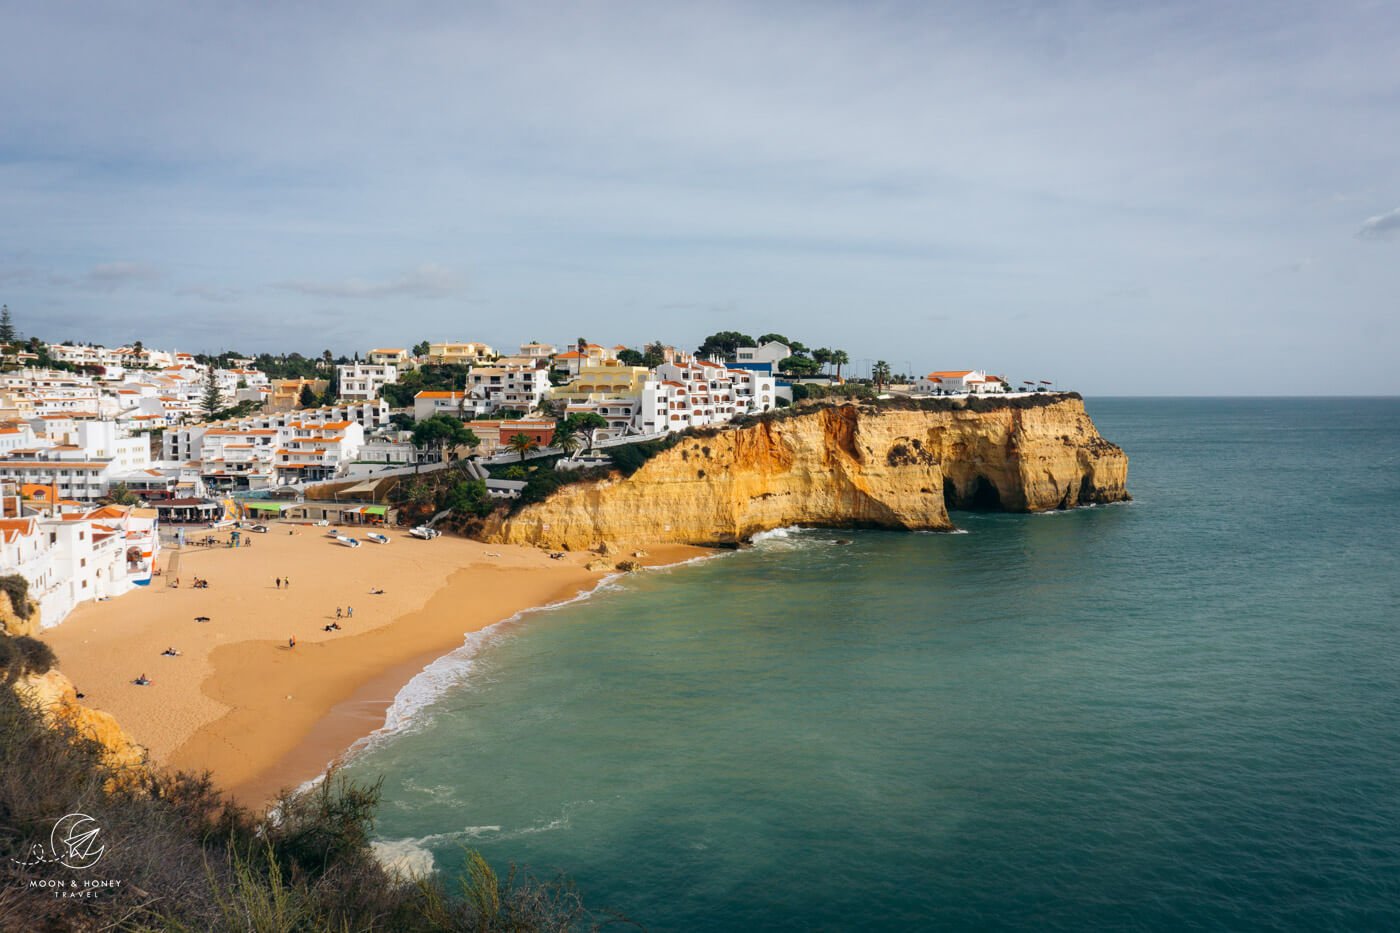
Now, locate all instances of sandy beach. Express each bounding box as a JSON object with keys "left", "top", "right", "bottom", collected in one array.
[{"left": 42, "top": 525, "right": 704, "bottom": 806}]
